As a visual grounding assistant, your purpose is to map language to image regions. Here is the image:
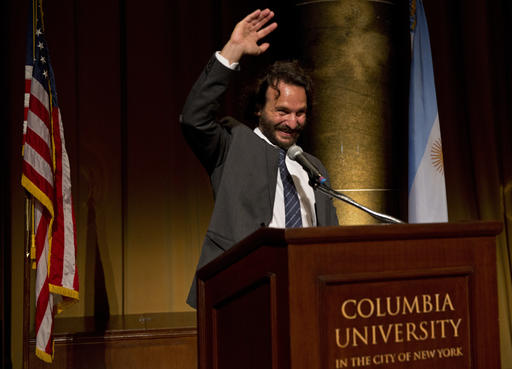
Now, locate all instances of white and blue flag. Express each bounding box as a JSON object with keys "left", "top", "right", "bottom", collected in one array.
[{"left": 408, "top": 0, "right": 448, "bottom": 223}]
